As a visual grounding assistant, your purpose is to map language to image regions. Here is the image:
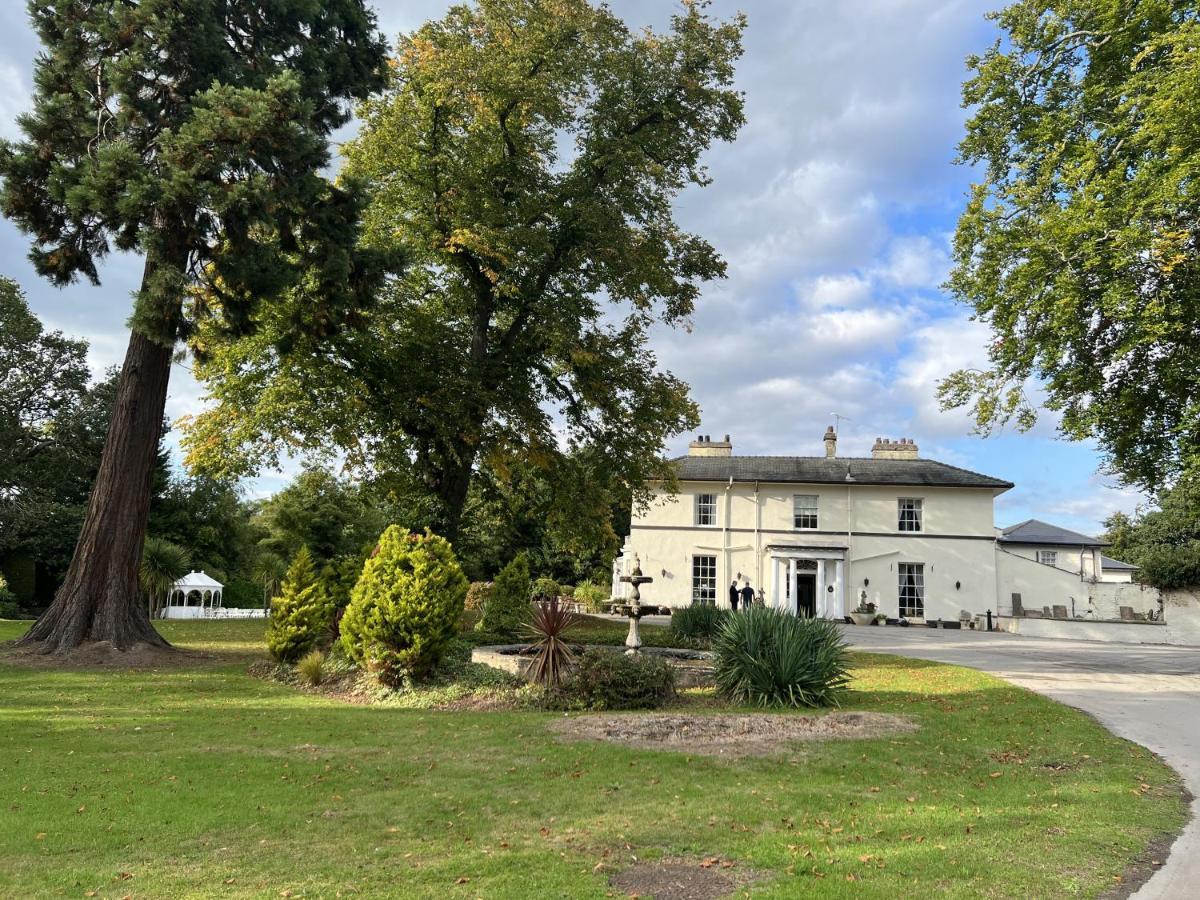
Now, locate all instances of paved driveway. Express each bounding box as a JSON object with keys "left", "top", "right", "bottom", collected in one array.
[{"left": 840, "top": 626, "right": 1200, "bottom": 899}]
